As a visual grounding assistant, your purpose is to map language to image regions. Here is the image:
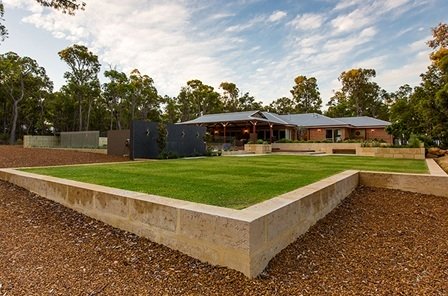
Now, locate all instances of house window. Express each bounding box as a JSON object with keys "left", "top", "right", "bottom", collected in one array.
[{"left": 326, "top": 129, "right": 342, "bottom": 142}]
